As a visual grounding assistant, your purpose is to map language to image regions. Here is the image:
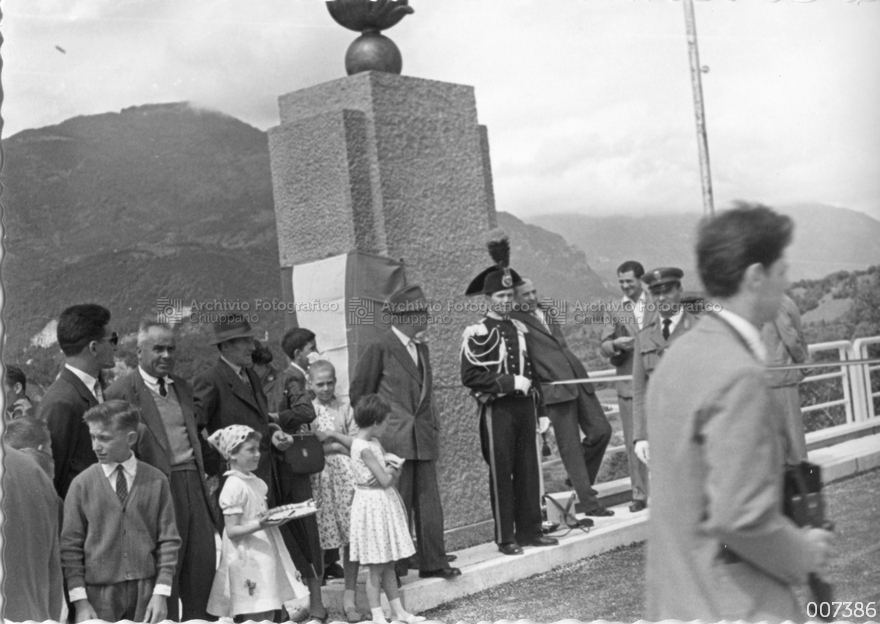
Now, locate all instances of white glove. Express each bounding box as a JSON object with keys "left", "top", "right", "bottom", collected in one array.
[
  {"left": 513, "top": 375, "right": 532, "bottom": 395},
  {"left": 538, "top": 416, "right": 551, "bottom": 434},
  {"left": 634, "top": 440, "right": 649, "bottom": 465}
]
